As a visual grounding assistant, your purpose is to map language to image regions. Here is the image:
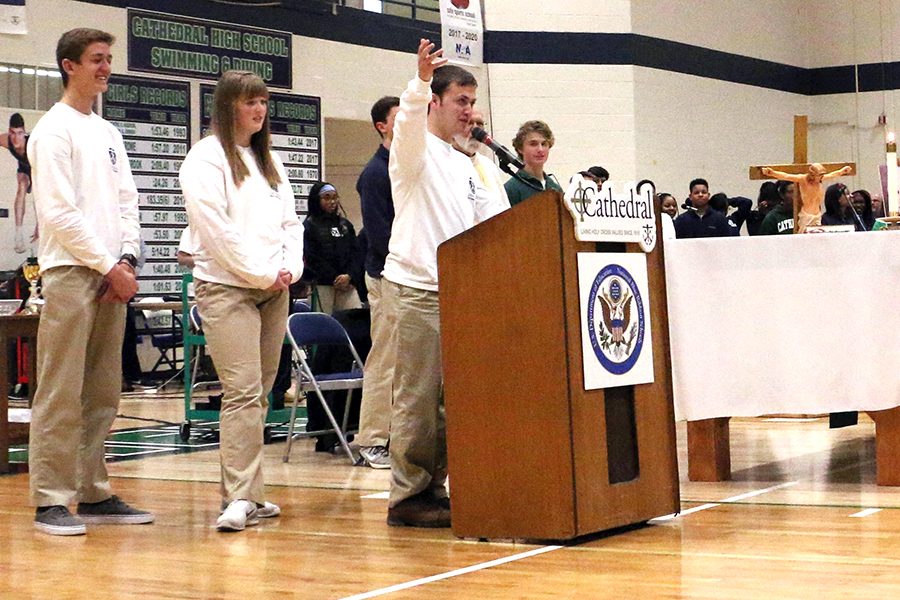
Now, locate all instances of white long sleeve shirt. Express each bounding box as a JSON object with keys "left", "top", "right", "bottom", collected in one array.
[
  {"left": 472, "top": 151, "right": 511, "bottom": 209},
  {"left": 383, "top": 76, "right": 507, "bottom": 292},
  {"left": 179, "top": 135, "right": 303, "bottom": 290},
  {"left": 27, "top": 102, "right": 140, "bottom": 275}
]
